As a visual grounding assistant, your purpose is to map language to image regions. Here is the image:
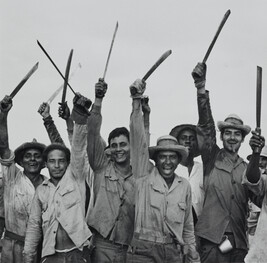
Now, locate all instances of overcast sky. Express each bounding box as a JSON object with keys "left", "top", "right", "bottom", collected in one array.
[{"left": 1, "top": 0, "right": 267, "bottom": 166}]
